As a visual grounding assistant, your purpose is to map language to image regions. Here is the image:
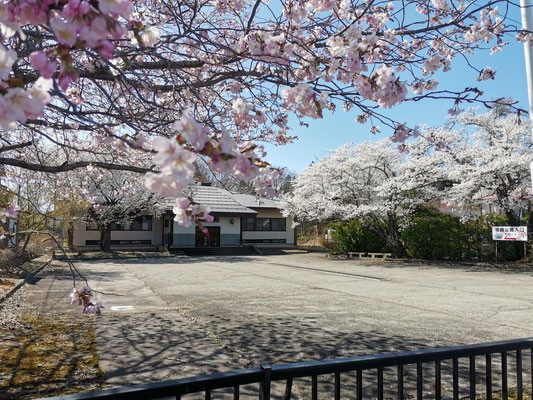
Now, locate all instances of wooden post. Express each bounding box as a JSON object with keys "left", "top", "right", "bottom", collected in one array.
[{"left": 495, "top": 241, "right": 498, "bottom": 262}]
